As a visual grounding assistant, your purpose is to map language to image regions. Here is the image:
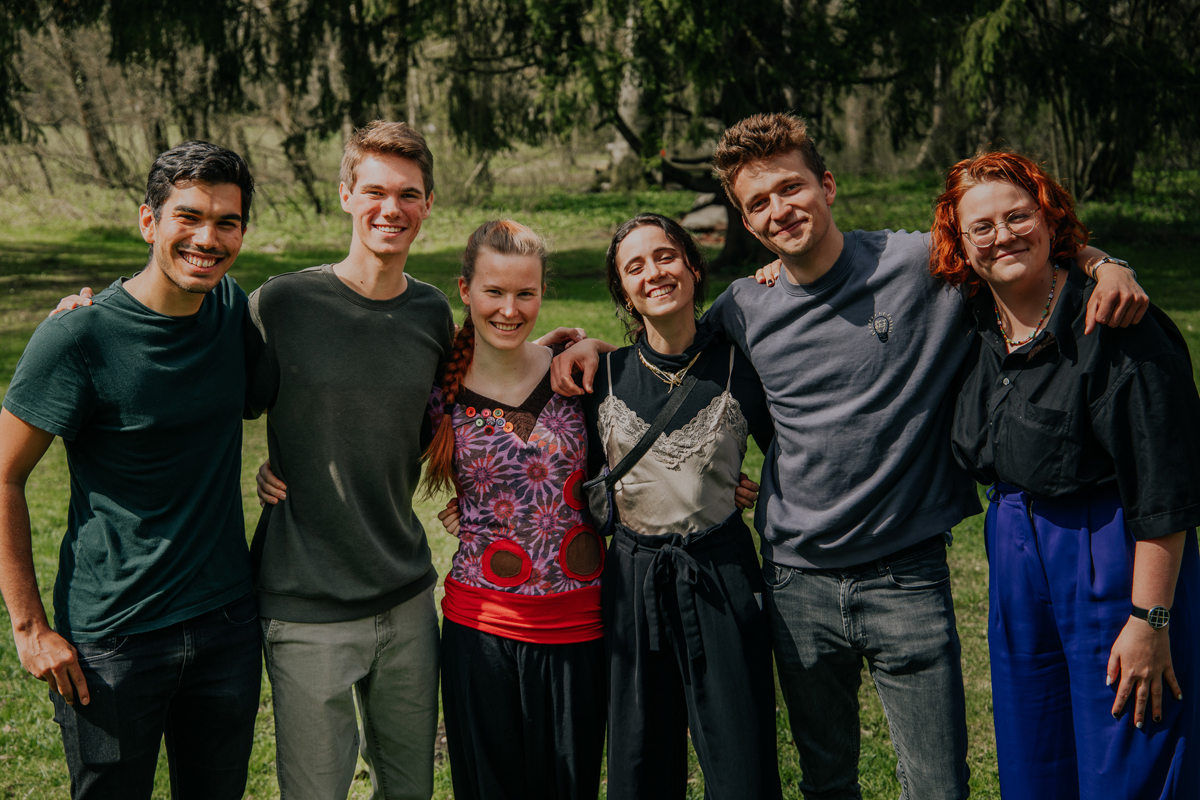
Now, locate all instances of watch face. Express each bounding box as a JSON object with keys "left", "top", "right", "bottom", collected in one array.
[{"left": 1147, "top": 606, "right": 1171, "bottom": 629}]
